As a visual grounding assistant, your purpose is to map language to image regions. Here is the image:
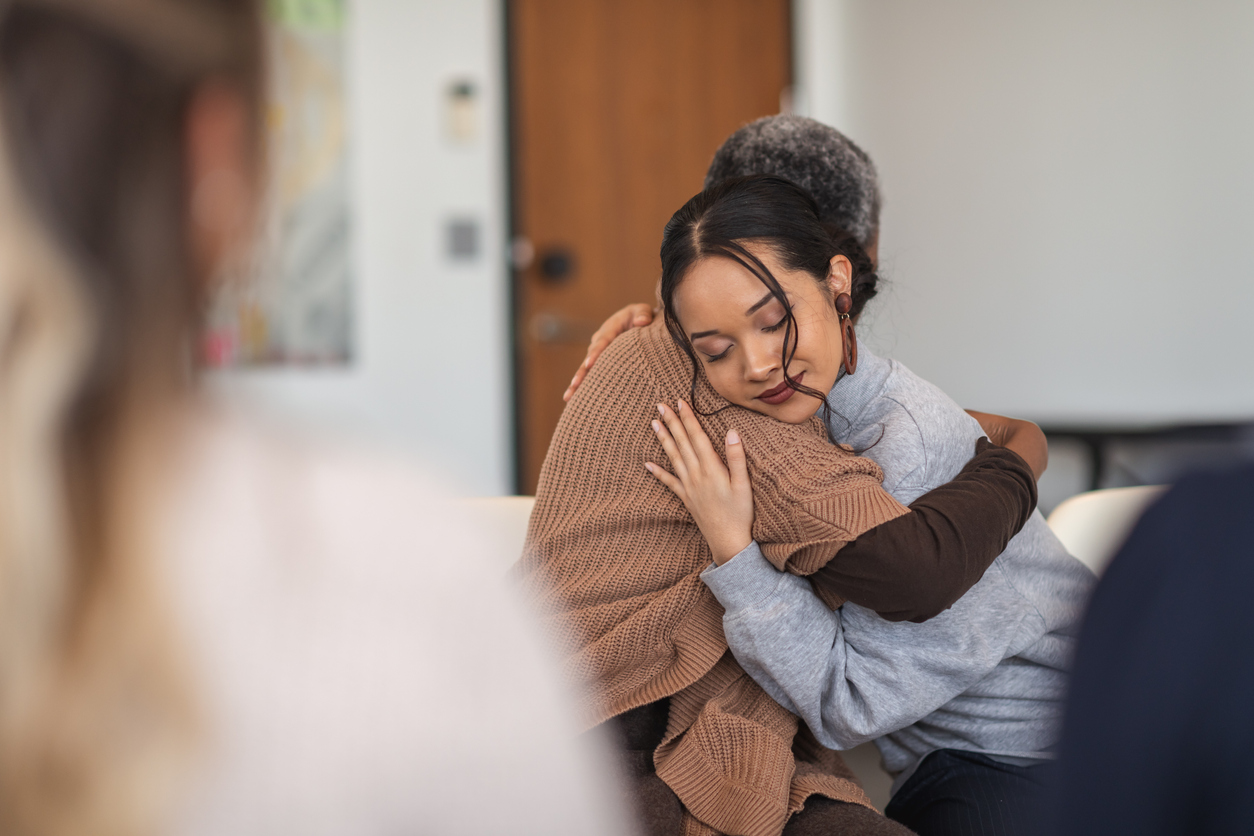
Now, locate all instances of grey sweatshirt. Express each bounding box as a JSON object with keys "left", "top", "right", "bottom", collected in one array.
[{"left": 700, "top": 347, "right": 1096, "bottom": 788}]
